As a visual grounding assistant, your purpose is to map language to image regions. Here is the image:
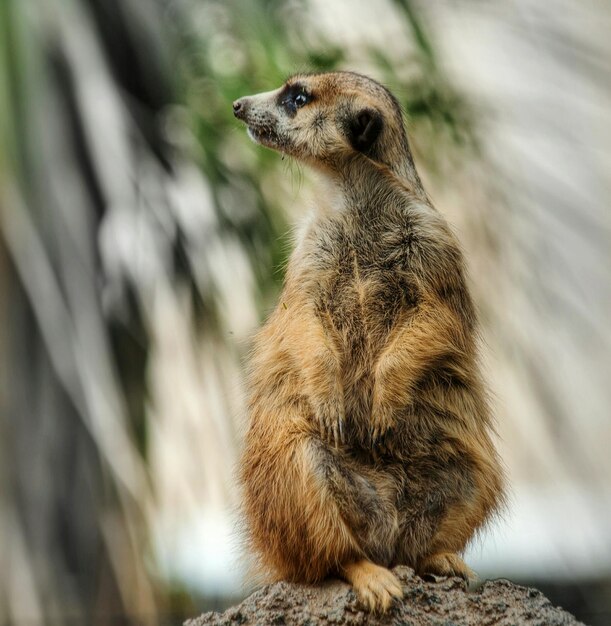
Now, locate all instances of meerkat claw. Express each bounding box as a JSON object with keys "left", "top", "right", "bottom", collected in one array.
[
  {"left": 338, "top": 418, "right": 345, "bottom": 445},
  {"left": 333, "top": 422, "right": 340, "bottom": 448}
]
